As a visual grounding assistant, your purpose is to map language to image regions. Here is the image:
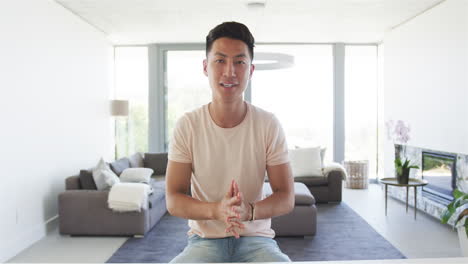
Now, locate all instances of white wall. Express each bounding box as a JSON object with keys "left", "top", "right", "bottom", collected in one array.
[
  {"left": 0, "top": 0, "right": 113, "bottom": 261},
  {"left": 383, "top": 0, "right": 468, "bottom": 177}
]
